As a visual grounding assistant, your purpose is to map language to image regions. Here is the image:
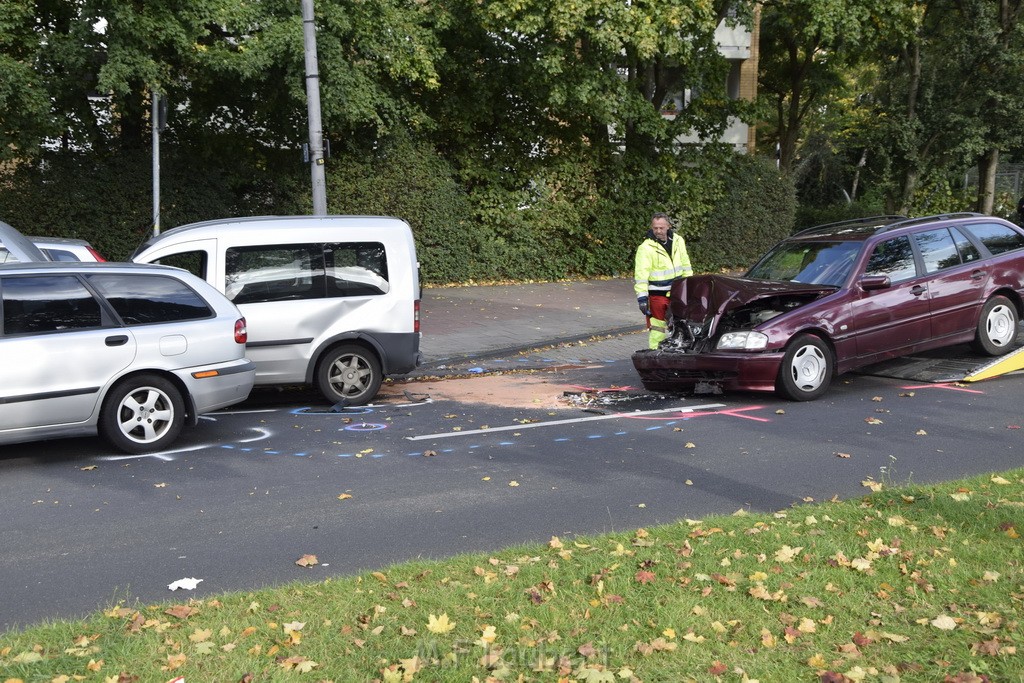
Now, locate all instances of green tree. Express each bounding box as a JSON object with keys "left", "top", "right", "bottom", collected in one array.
[
  {"left": 757, "top": 0, "right": 910, "bottom": 175},
  {"left": 867, "top": 0, "right": 1024, "bottom": 214}
]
